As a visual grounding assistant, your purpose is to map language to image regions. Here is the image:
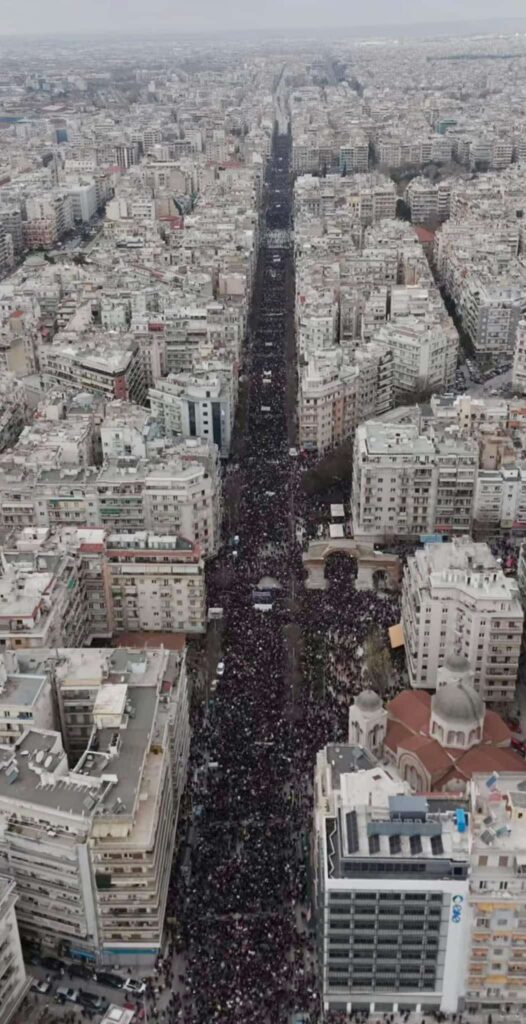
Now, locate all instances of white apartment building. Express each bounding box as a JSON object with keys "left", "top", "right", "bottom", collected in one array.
[
  {"left": 298, "top": 354, "right": 357, "bottom": 454},
  {"left": 462, "top": 280, "right": 525, "bottom": 357},
  {"left": 0, "top": 876, "right": 29, "bottom": 1024},
  {"left": 373, "top": 316, "right": 456, "bottom": 398},
  {"left": 0, "top": 552, "right": 88, "bottom": 650},
  {"left": 0, "top": 646, "right": 190, "bottom": 968},
  {"left": 97, "top": 456, "right": 220, "bottom": 557},
  {"left": 100, "top": 401, "right": 162, "bottom": 461},
  {"left": 41, "top": 335, "right": 147, "bottom": 405},
  {"left": 405, "top": 179, "right": 451, "bottom": 224},
  {"left": 402, "top": 537, "right": 523, "bottom": 701},
  {"left": 105, "top": 531, "right": 206, "bottom": 635},
  {"left": 149, "top": 371, "right": 234, "bottom": 458},
  {"left": 0, "top": 451, "right": 221, "bottom": 558},
  {"left": 512, "top": 319, "right": 526, "bottom": 395},
  {"left": 0, "top": 653, "right": 54, "bottom": 747},
  {"left": 339, "top": 140, "right": 369, "bottom": 174},
  {"left": 298, "top": 346, "right": 393, "bottom": 454},
  {"left": 352, "top": 422, "right": 478, "bottom": 541},
  {"left": 473, "top": 468, "right": 526, "bottom": 534},
  {"left": 314, "top": 749, "right": 469, "bottom": 1015},
  {"left": 467, "top": 773, "right": 526, "bottom": 1010},
  {"left": 68, "top": 182, "right": 97, "bottom": 223}
]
